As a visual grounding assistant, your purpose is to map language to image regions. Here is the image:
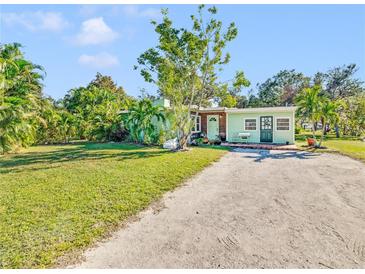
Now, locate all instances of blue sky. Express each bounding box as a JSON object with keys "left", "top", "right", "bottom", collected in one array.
[{"left": 1, "top": 4, "right": 365, "bottom": 99}]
